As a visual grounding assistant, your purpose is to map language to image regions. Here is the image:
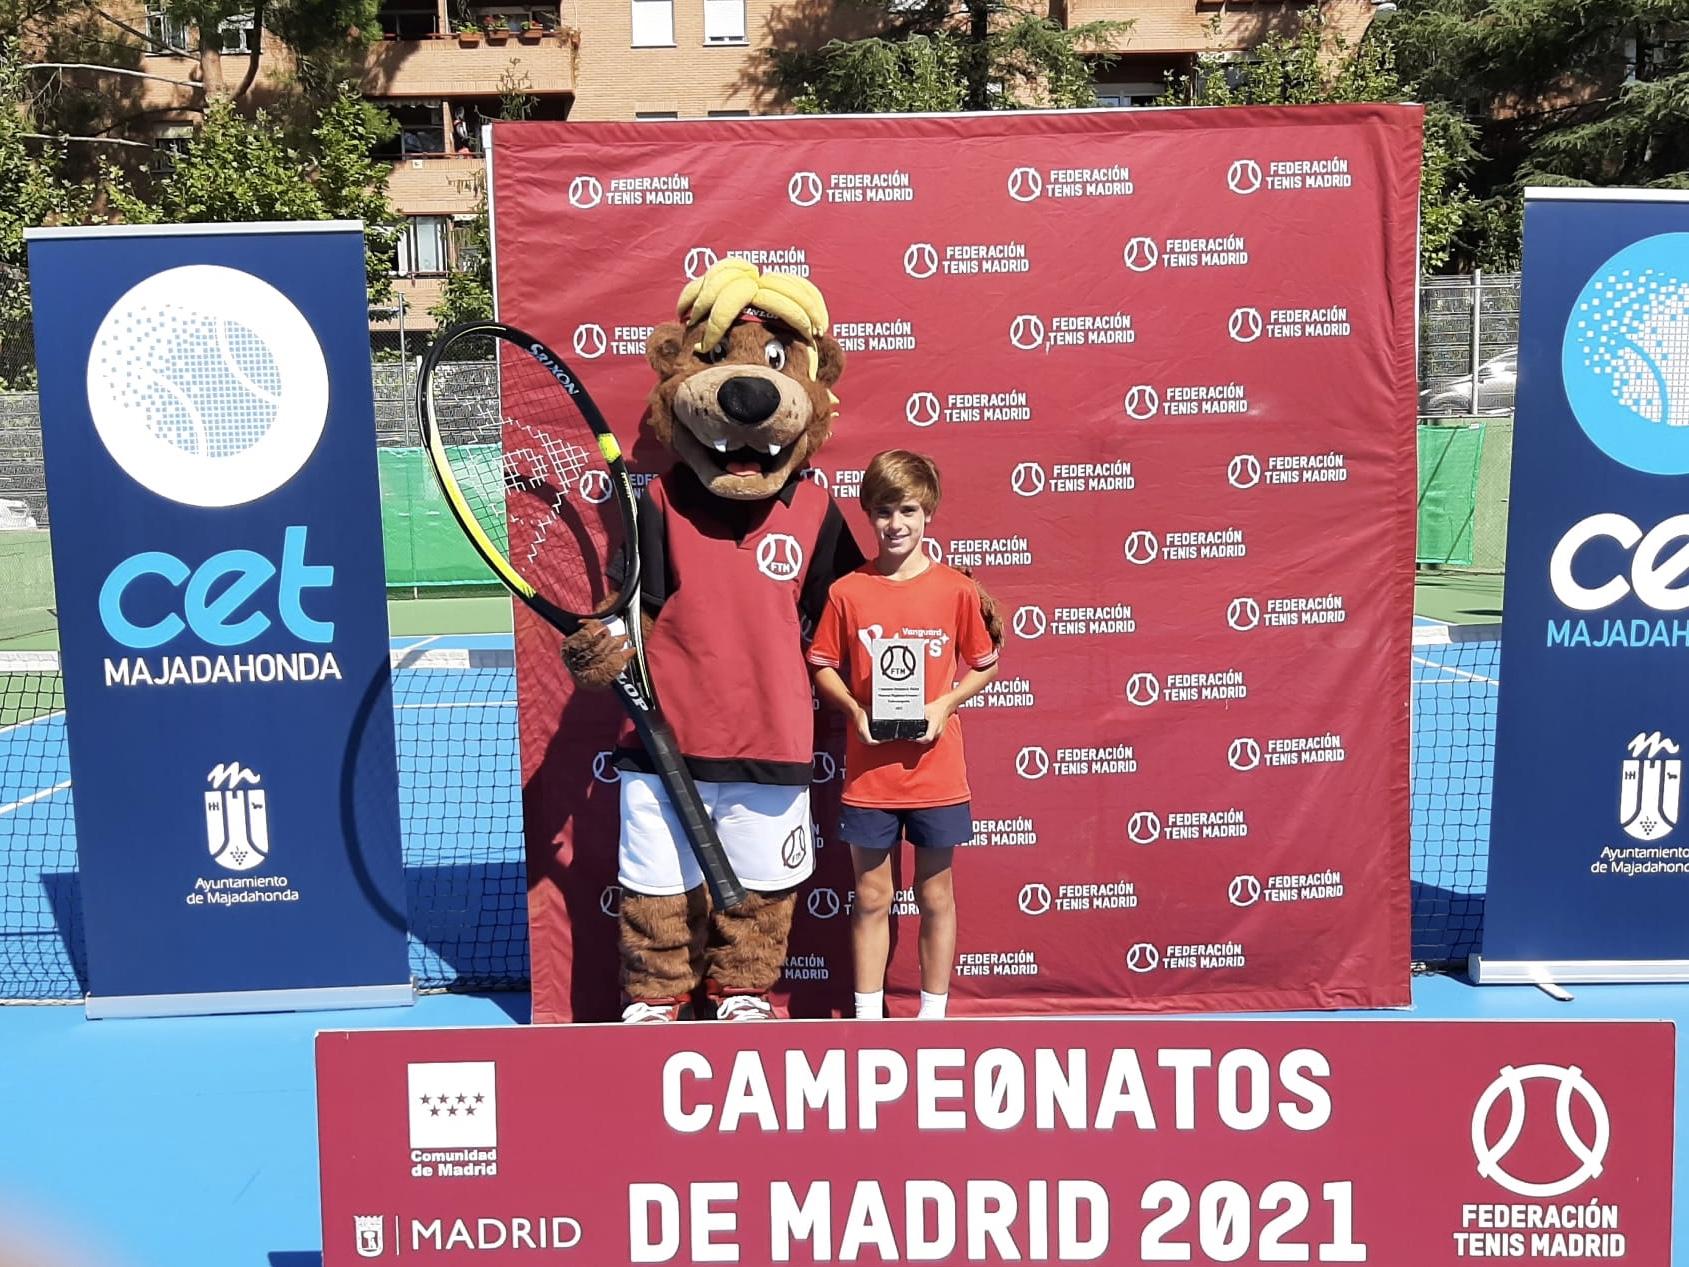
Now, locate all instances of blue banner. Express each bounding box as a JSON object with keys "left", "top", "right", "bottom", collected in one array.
[
  {"left": 1479, "top": 191, "right": 1689, "bottom": 980},
  {"left": 27, "top": 223, "right": 411, "bottom": 1016}
]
